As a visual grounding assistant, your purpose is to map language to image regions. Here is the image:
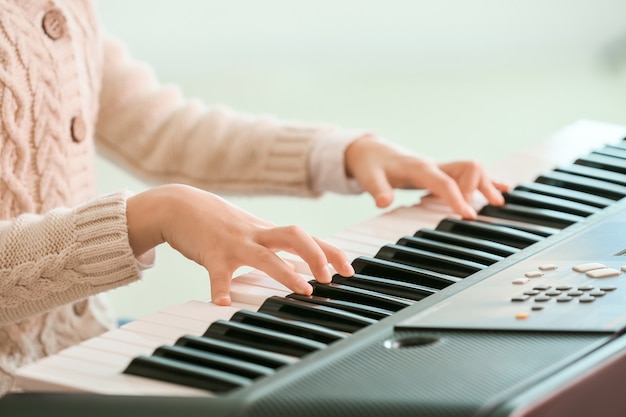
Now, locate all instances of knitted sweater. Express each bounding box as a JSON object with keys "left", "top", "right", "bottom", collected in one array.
[{"left": 0, "top": 0, "right": 362, "bottom": 393}]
